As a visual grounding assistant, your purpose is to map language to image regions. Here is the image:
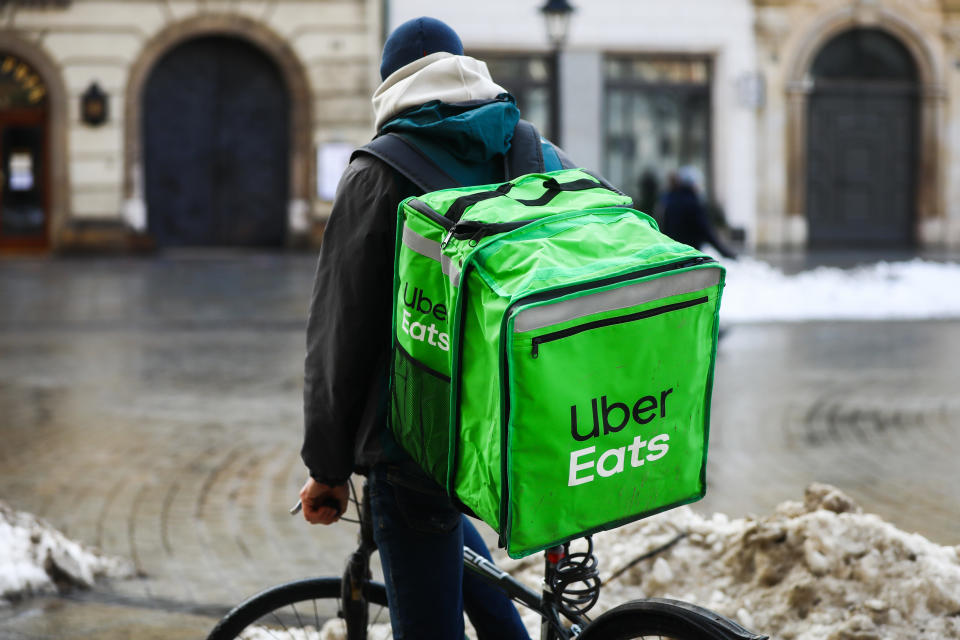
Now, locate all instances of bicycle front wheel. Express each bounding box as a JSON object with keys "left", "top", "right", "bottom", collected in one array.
[
  {"left": 206, "top": 577, "right": 391, "bottom": 640},
  {"left": 579, "top": 598, "right": 767, "bottom": 640}
]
